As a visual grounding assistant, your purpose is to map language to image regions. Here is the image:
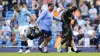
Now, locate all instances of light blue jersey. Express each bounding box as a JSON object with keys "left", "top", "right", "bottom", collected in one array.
[
  {"left": 37, "top": 10, "right": 61, "bottom": 31},
  {"left": 16, "top": 8, "right": 31, "bottom": 26},
  {"left": 37, "top": 10, "right": 53, "bottom": 31}
]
